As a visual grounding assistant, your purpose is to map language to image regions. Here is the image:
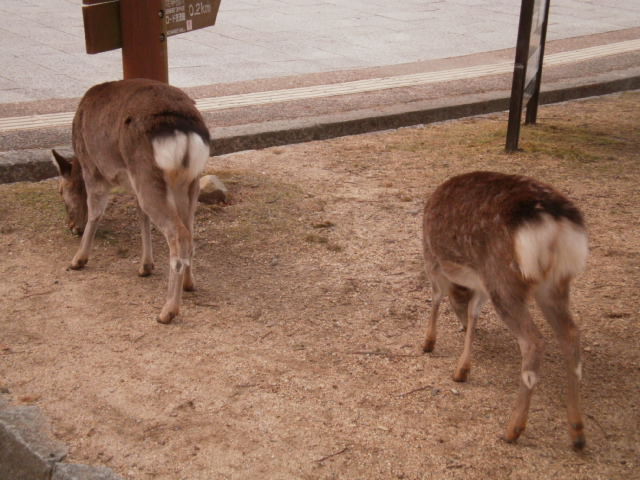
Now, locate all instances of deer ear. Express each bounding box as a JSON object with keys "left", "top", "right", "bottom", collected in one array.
[{"left": 51, "top": 149, "right": 72, "bottom": 178}]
